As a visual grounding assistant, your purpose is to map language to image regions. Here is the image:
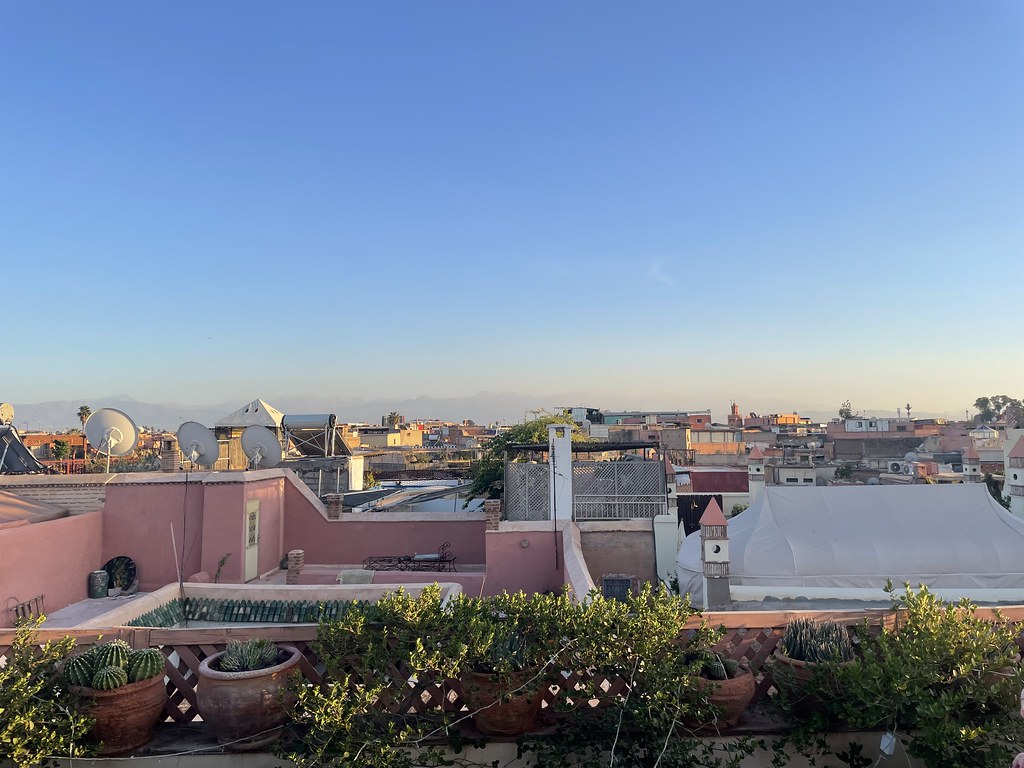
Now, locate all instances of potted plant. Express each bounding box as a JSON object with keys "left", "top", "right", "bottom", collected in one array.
[
  {"left": 771, "top": 617, "right": 855, "bottom": 708},
  {"left": 689, "top": 651, "right": 756, "bottom": 728},
  {"left": 64, "top": 640, "right": 167, "bottom": 755},
  {"left": 461, "top": 617, "right": 548, "bottom": 736},
  {"left": 197, "top": 637, "right": 302, "bottom": 750}
]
